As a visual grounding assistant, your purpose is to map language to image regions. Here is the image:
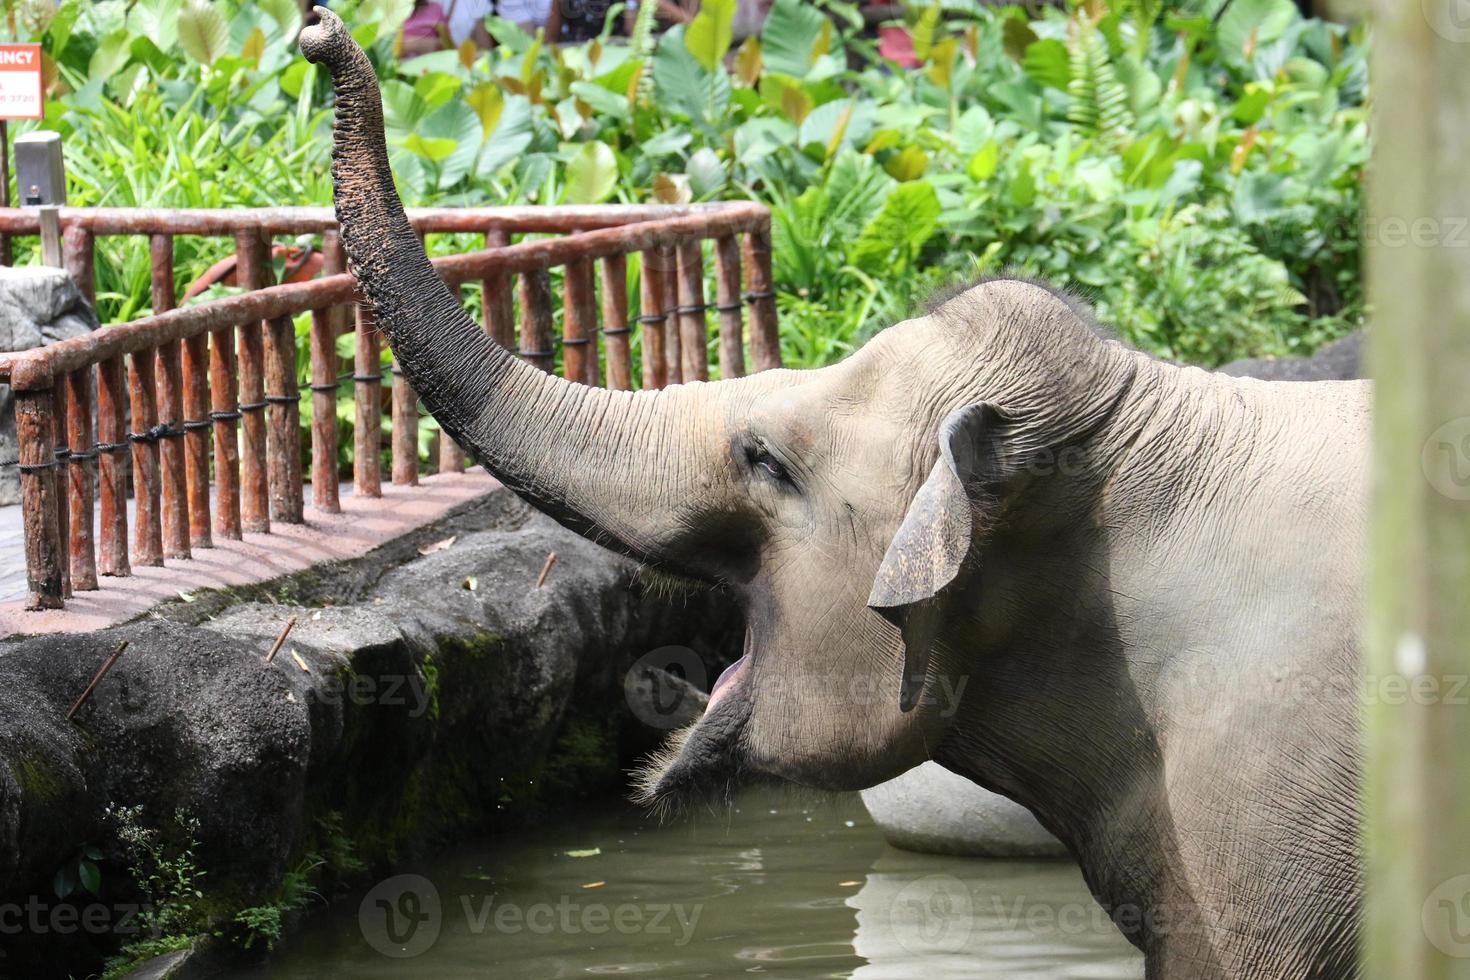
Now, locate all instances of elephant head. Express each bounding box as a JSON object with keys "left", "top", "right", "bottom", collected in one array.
[{"left": 299, "top": 9, "right": 1142, "bottom": 811}]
